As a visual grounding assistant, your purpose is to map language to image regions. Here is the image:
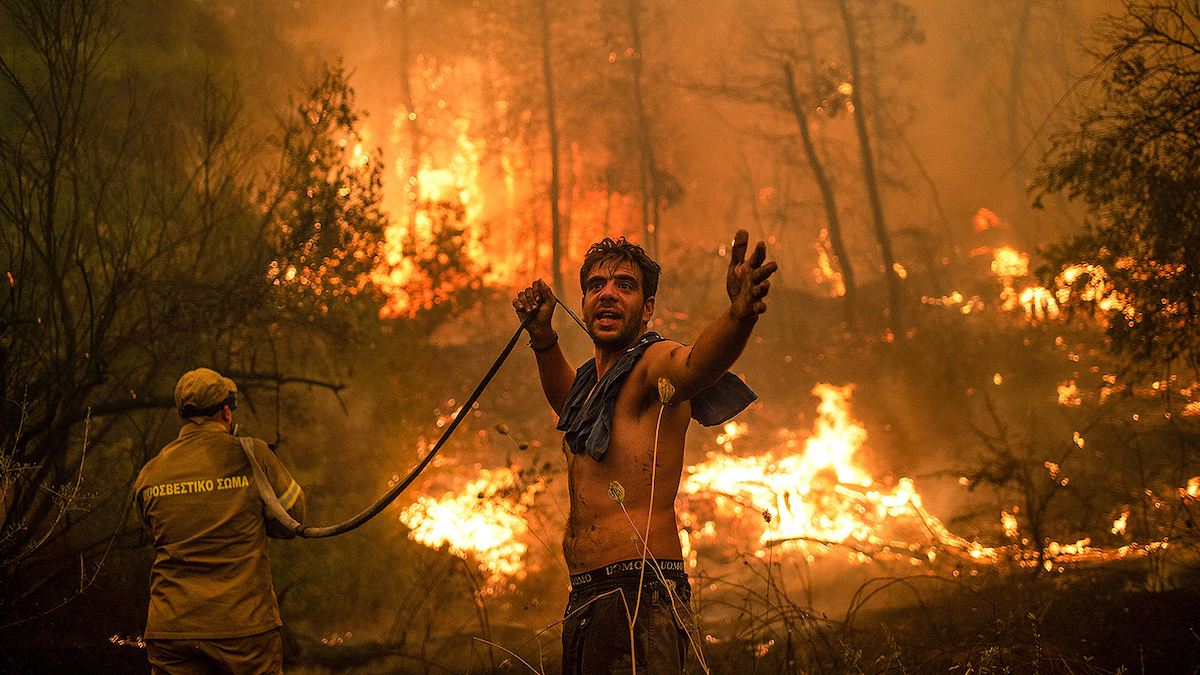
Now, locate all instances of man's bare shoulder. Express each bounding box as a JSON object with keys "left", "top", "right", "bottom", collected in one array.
[
  {"left": 641, "top": 338, "right": 686, "bottom": 362},
  {"left": 623, "top": 339, "right": 686, "bottom": 398}
]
